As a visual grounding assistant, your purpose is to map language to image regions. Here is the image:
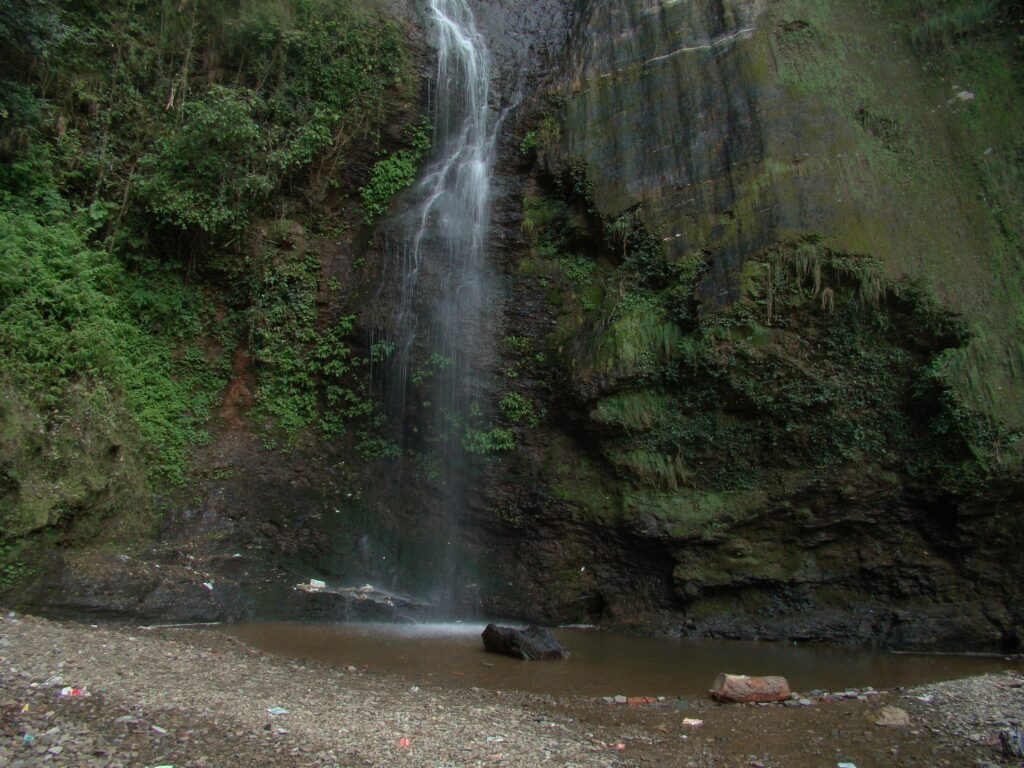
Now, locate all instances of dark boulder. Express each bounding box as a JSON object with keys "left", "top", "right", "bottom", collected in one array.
[{"left": 481, "top": 624, "right": 567, "bottom": 660}]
